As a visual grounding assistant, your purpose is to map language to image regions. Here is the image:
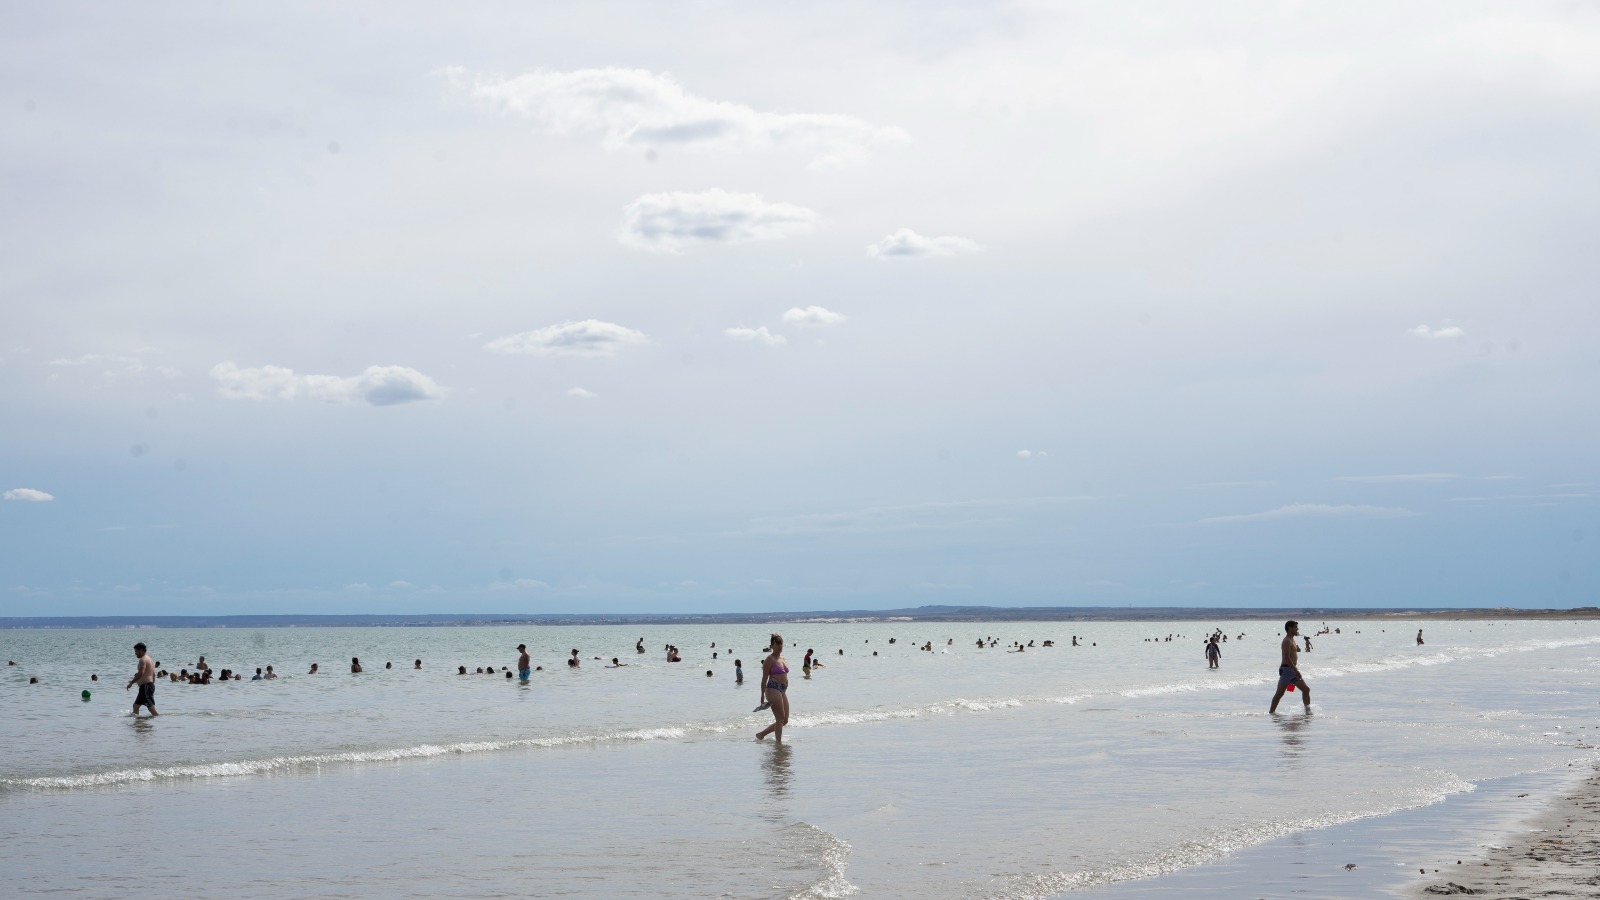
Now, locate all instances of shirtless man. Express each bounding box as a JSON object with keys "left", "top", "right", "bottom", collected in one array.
[
  {"left": 517, "top": 644, "right": 531, "bottom": 681},
  {"left": 1269, "top": 620, "right": 1310, "bottom": 713},
  {"left": 126, "top": 642, "right": 158, "bottom": 716}
]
